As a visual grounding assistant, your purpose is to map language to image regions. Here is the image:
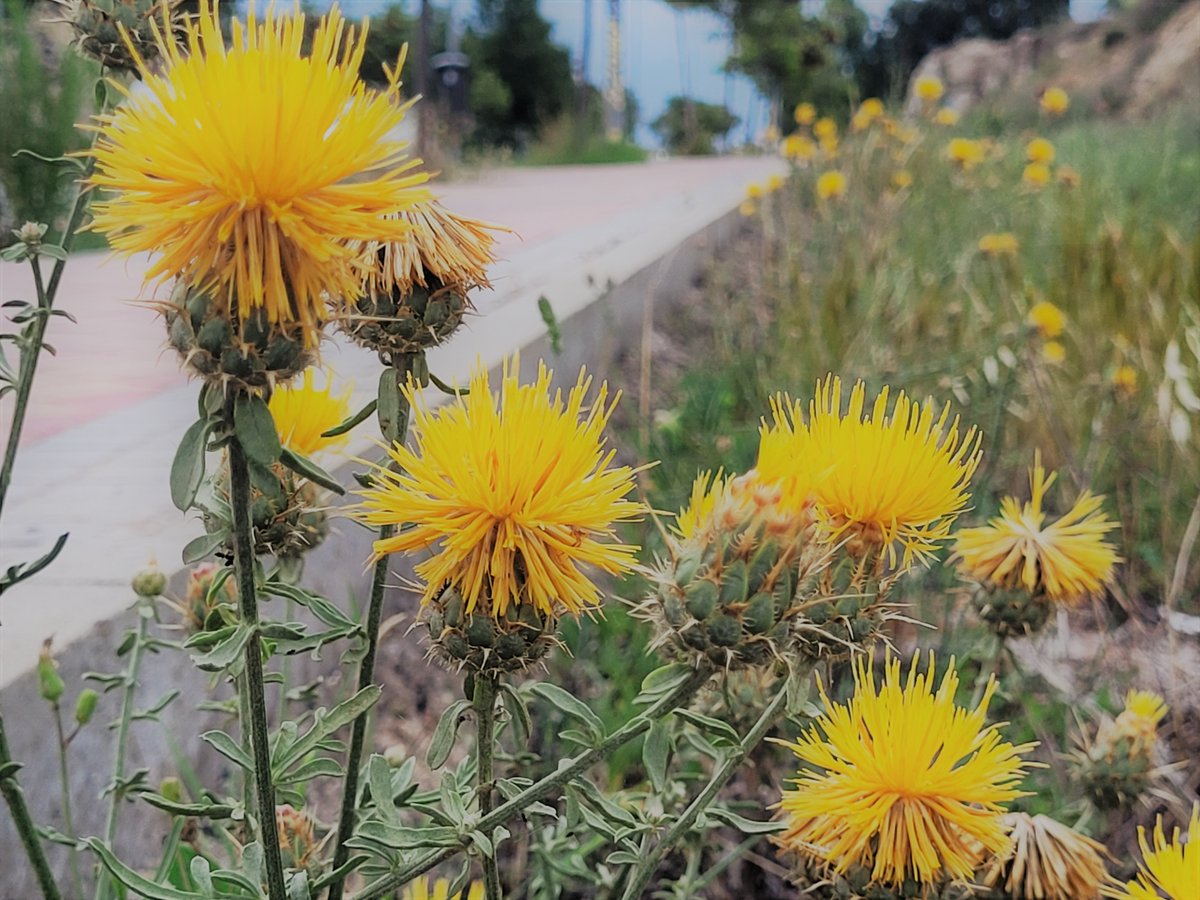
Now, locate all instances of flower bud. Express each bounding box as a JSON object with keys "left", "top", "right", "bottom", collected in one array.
[
  {"left": 37, "top": 640, "right": 65, "bottom": 704},
  {"left": 74, "top": 688, "right": 99, "bottom": 725},
  {"left": 132, "top": 559, "right": 168, "bottom": 598},
  {"left": 15, "top": 221, "right": 47, "bottom": 246}
]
